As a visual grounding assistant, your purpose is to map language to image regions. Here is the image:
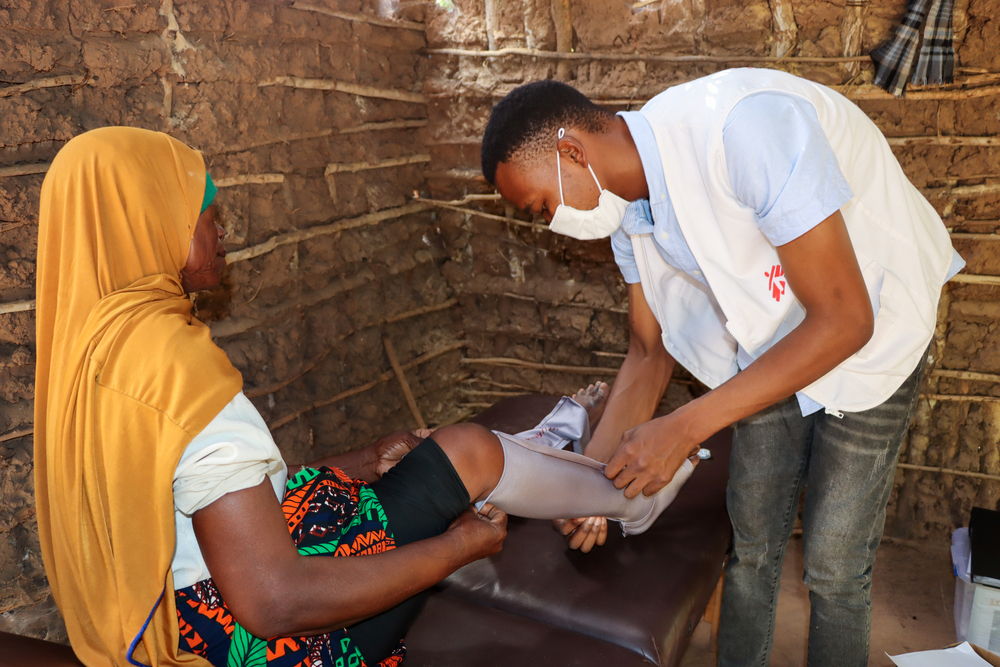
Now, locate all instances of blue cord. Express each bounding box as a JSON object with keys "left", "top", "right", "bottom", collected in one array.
[{"left": 126, "top": 589, "right": 164, "bottom": 667}]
